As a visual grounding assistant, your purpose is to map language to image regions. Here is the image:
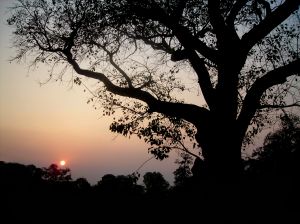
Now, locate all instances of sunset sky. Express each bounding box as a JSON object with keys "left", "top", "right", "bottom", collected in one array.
[{"left": 0, "top": 0, "right": 179, "bottom": 184}]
